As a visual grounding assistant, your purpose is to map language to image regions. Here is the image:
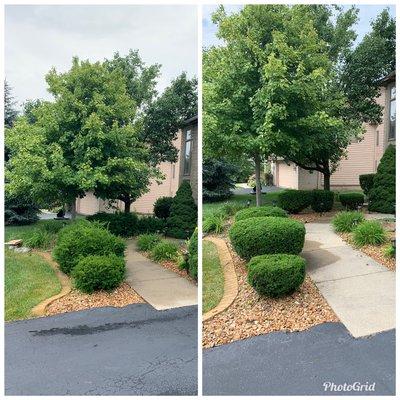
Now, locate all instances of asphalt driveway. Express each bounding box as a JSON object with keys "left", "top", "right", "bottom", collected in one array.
[
  {"left": 203, "top": 323, "right": 395, "bottom": 396},
  {"left": 5, "top": 304, "right": 197, "bottom": 395}
]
